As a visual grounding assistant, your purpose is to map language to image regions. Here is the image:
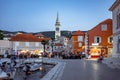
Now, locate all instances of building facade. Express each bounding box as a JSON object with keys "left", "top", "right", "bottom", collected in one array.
[
  {"left": 109, "top": 0, "right": 120, "bottom": 58},
  {"left": 87, "top": 19, "right": 113, "bottom": 58},
  {"left": 69, "top": 19, "right": 113, "bottom": 58},
  {"left": 0, "top": 40, "right": 12, "bottom": 57},
  {"left": 71, "top": 30, "right": 85, "bottom": 54},
  {"left": 10, "top": 33, "right": 44, "bottom": 57}
]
